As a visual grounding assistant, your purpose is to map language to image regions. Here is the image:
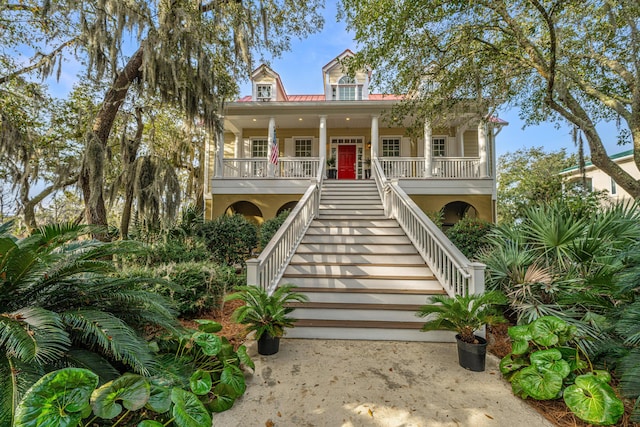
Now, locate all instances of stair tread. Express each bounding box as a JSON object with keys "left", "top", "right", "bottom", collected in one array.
[
  {"left": 288, "top": 262, "right": 426, "bottom": 267},
  {"left": 294, "top": 319, "right": 425, "bottom": 329},
  {"left": 284, "top": 273, "right": 436, "bottom": 279},
  {"left": 288, "top": 302, "right": 423, "bottom": 311},
  {"left": 291, "top": 286, "right": 446, "bottom": 295}
]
